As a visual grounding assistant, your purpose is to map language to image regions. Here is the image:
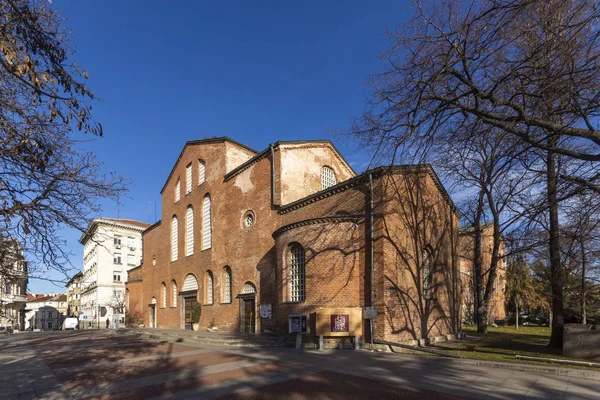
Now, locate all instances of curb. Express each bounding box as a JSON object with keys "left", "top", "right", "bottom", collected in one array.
[{"left": 443, "top": 355, "right": 600, "bottom": 381}]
